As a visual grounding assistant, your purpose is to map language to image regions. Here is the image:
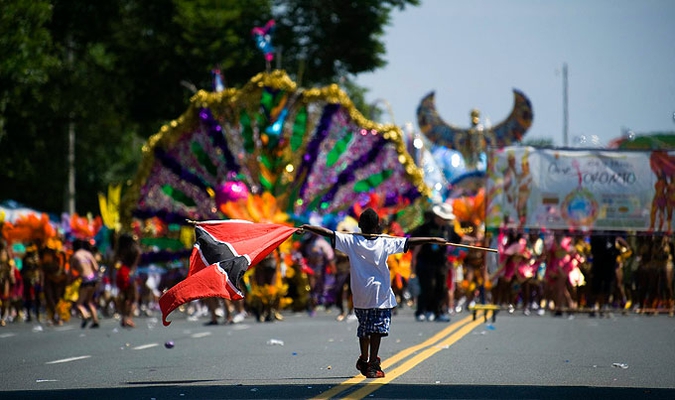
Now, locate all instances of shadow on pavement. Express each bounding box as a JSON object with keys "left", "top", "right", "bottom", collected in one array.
[{"left": 3, "top": 383, "right": 673, "bottom": 399}]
